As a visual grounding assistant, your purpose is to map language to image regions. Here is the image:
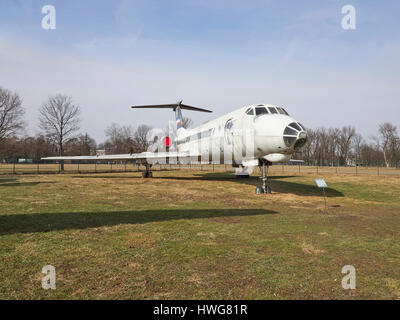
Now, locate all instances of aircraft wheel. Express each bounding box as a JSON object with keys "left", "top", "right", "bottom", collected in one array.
[
  {"left": 148, "top": 172, "right": 153, "bottom": 178},
  {"left": 142, "top": 171, "right": 148, "bottom": 178},
  {"left": 265, "top": 185, "right": 272, "bottom": 194},
  {"left": 255, "top": 186, "right": 264, "bottom": 194}
]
